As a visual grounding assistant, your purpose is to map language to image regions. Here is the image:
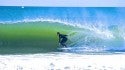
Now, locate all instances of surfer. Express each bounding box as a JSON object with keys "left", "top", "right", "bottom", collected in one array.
[{"left": 57, "top": 32, "right": 68, "bottom": 47}]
